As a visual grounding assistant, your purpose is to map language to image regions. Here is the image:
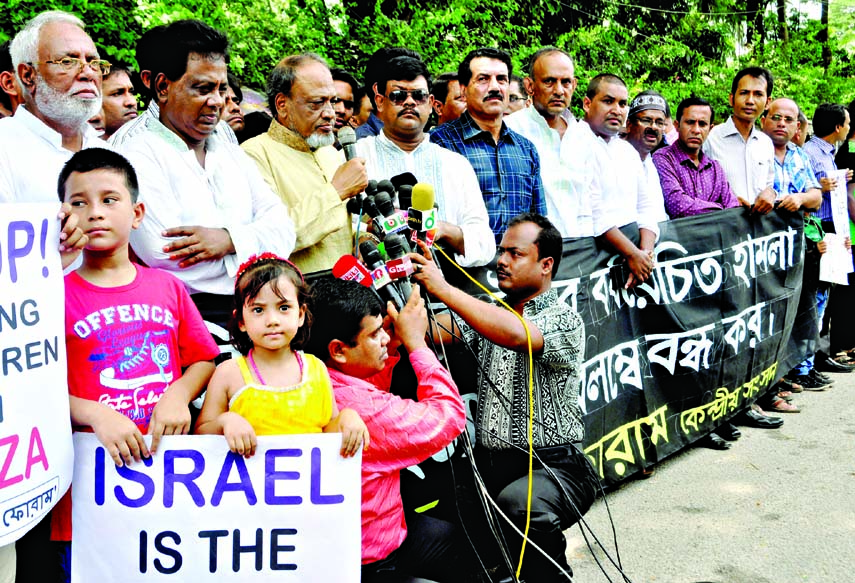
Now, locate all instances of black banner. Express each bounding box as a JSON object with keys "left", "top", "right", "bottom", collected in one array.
[{"left": 439, "top": 207, "right": 806, "bottom": 486}]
